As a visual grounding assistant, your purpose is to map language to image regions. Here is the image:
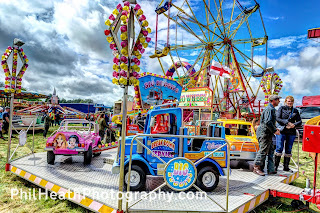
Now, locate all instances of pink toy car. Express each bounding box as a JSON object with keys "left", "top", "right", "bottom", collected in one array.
[{"left": 45, "top": 119, "right": 102, "bottom": 165}]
